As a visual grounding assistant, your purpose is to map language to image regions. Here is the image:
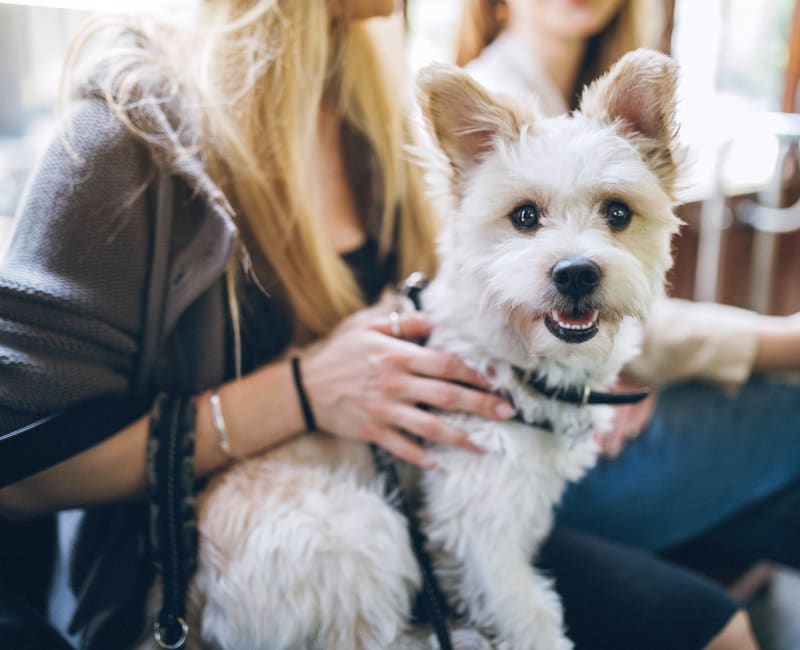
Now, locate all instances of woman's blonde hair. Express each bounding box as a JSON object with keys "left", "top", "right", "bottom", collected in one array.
[
  {"left": 455, "top": 0, "right": 664, "bottom": 108},
  {"left": 62, "top": 1, "right": 438, "bottom": 343}
]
